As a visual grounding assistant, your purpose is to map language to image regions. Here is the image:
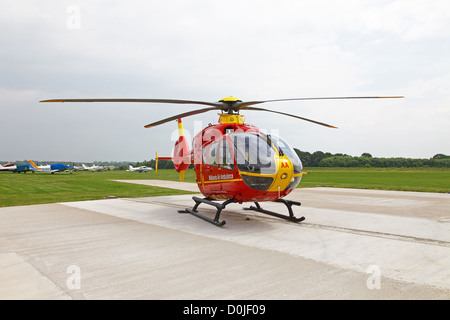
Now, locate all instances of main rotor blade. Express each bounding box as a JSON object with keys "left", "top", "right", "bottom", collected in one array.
[
  {"left": 40, "top": 98, "right": 223, "bottom": 108},
  {"left": 236, "top": 96, "right": 404, "bottom": 110},
  {"left": 244, "top": 106, "right": 338, "bottom": 128},
  {"left": 144, "top": 107, "right": 218, "bottom": 128}
]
